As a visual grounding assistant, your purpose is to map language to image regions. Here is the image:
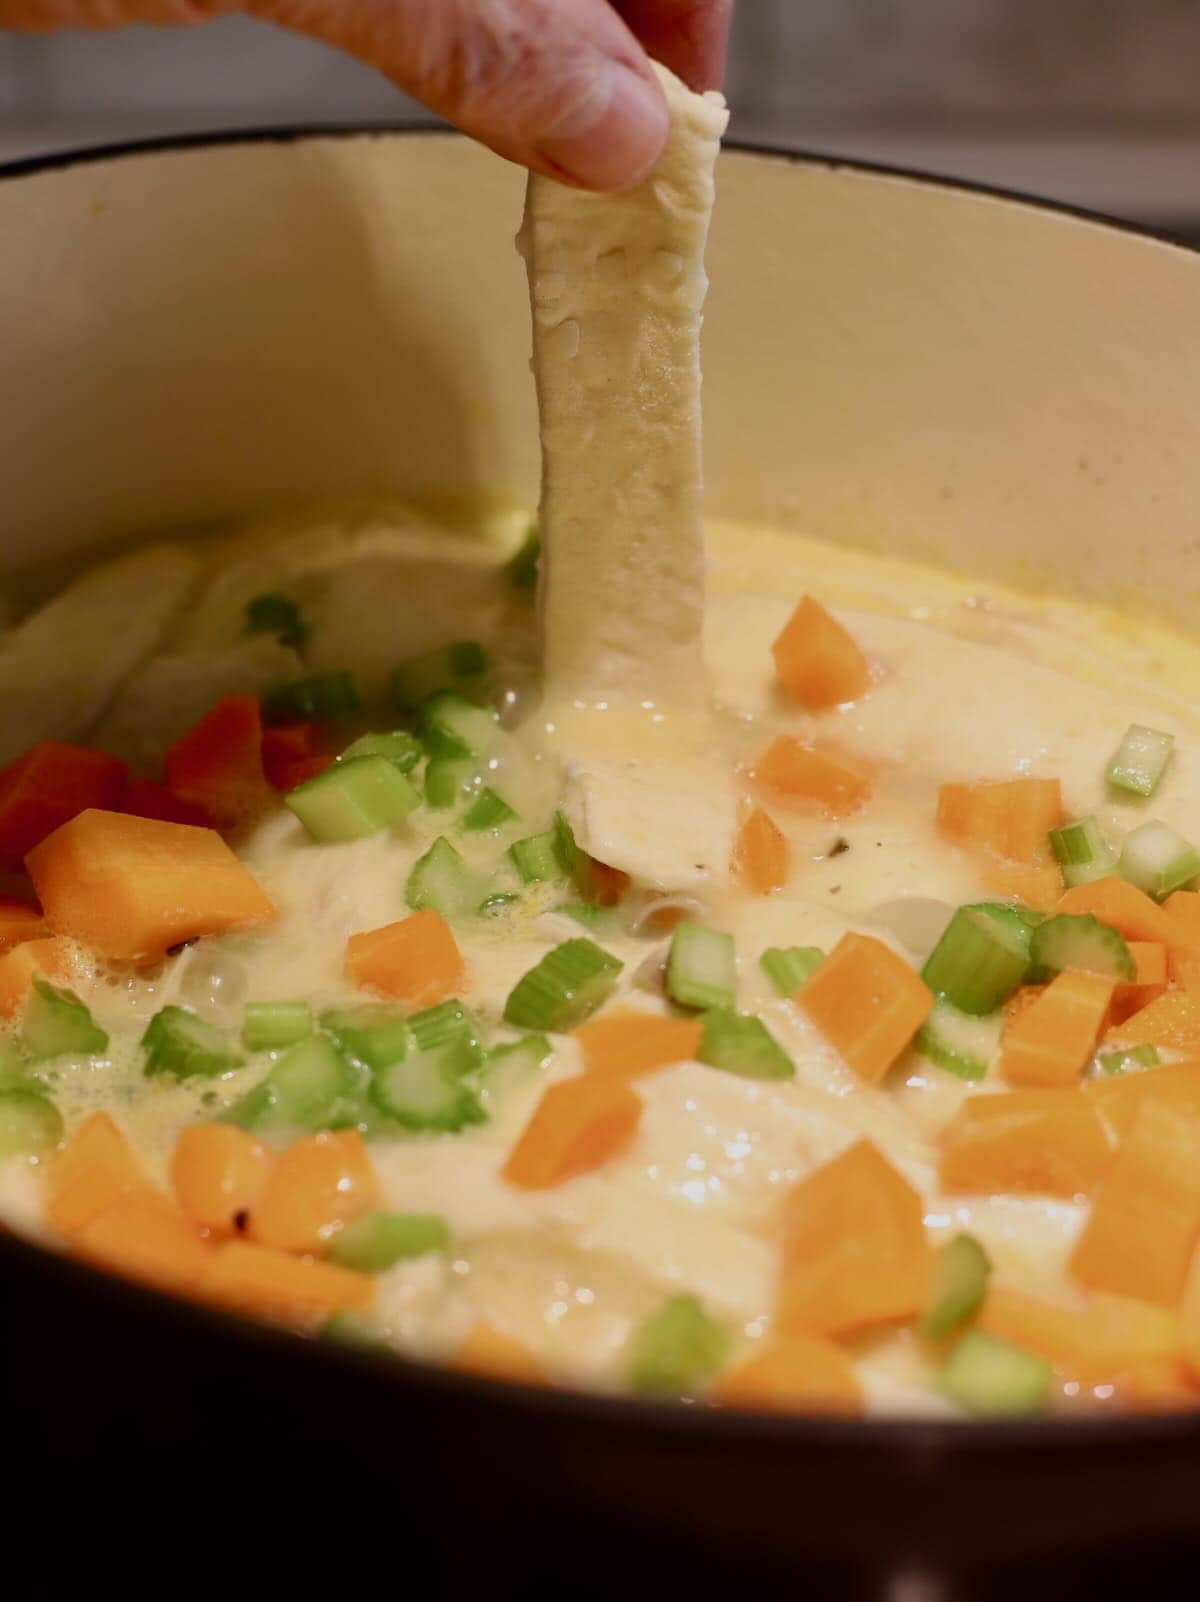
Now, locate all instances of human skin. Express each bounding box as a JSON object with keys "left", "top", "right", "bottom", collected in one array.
[{"left": 0, "top": 0, "right": 734, "bottom": 190}]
